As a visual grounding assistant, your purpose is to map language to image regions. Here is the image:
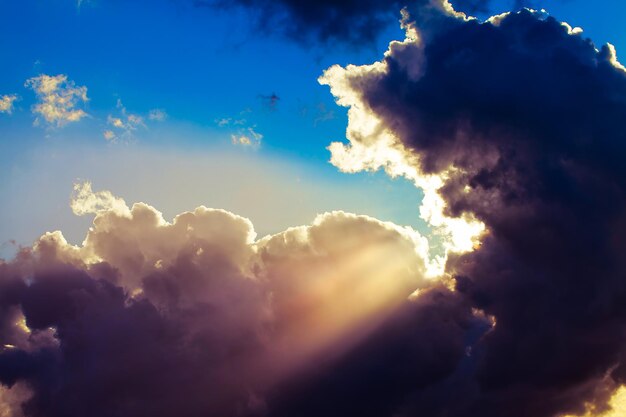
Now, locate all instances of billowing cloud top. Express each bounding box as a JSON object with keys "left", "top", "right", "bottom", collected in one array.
[{"left": 0, "top": 183, "right": 452, "bottom": 417}]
